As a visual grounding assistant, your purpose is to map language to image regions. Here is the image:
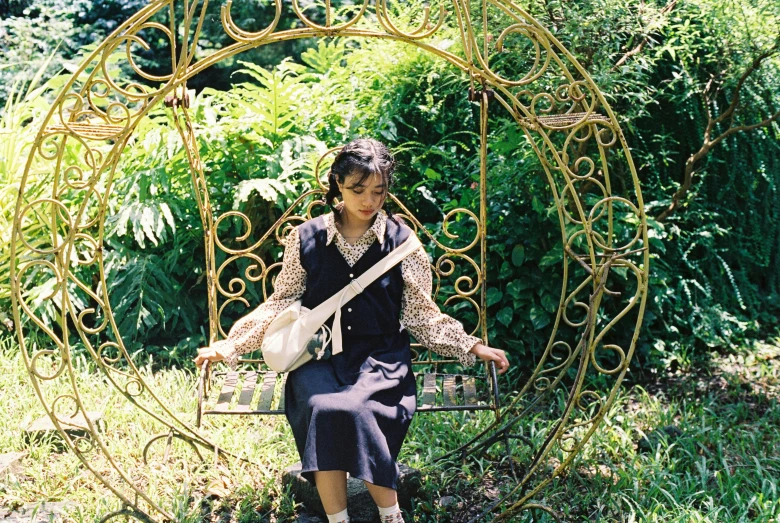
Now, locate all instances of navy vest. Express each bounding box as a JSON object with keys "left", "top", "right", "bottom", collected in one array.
[{"left": 297, "top": 213, "right": 412, "bottom": 338}]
